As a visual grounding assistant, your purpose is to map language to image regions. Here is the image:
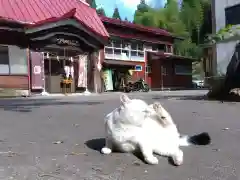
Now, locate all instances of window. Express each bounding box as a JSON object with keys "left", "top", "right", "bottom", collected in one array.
[
  {"left": 175, "top": 65, "right": 192, "bottom": 75},
  {"left": 166, "top": 45, "right": 172, "bottom": 53},
  {"left": 131, "top": 50, "right": 138, "bottom": 56},
  {"left": 131, "top": 43, "right": 138, "bottom": 50},
  {"left": 8, "top": 46, "right": 28, "bottom": 74},
  {"left": 105, "top": 47, "right": 113, "bottom": 54},
  {"left": 145, "top": 66, "right": 152, "bottom": 73},
  {"left": 152, "top": 44, "right": 166, "bottom": 52},
  {"left": 105, "top": 39, "right": 144, "bottom": 60},
  {"left": 114, "top": 49, "right": 121, "bottom": 59},
  {"left": 138, "top": 51, "right": 144, "bottom": 57},
  {"left": 112, "top": 40, "right": 121, "bottom": 48},
  {"left": 114, "top": 49, "right": 121, "bottom": 55},
  {"left": 122, "top": 49, "right": 130, "bottom": 57},
  {"left": 106, "top": 40, "right": 113, "bottom": 47},
  {"left": 138, "top": 43, "right": 144, "bottom": 51},
  {"left": 0, "top": 46, "right": 10, "bottom": 74},
  {"left": 225, "top": 4, "right": 240, "bottom": 26},
  {"left": 0, "top": 45, "right": 28, "bottom": 75},
  {"left": 135, "top": 65, "right": 142, "bottom": 71},
  {"left": 122, "top": 41, "right": 130, "bottom": 49},
  {"left": 152, "top": 44, "right": 158, "bottom": 51},
  {"left": 50, "top": 59, "right": 62, "bottom": 76},
  {"left": 130, "top": 43, "right": 144, "bottom": 58}
]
